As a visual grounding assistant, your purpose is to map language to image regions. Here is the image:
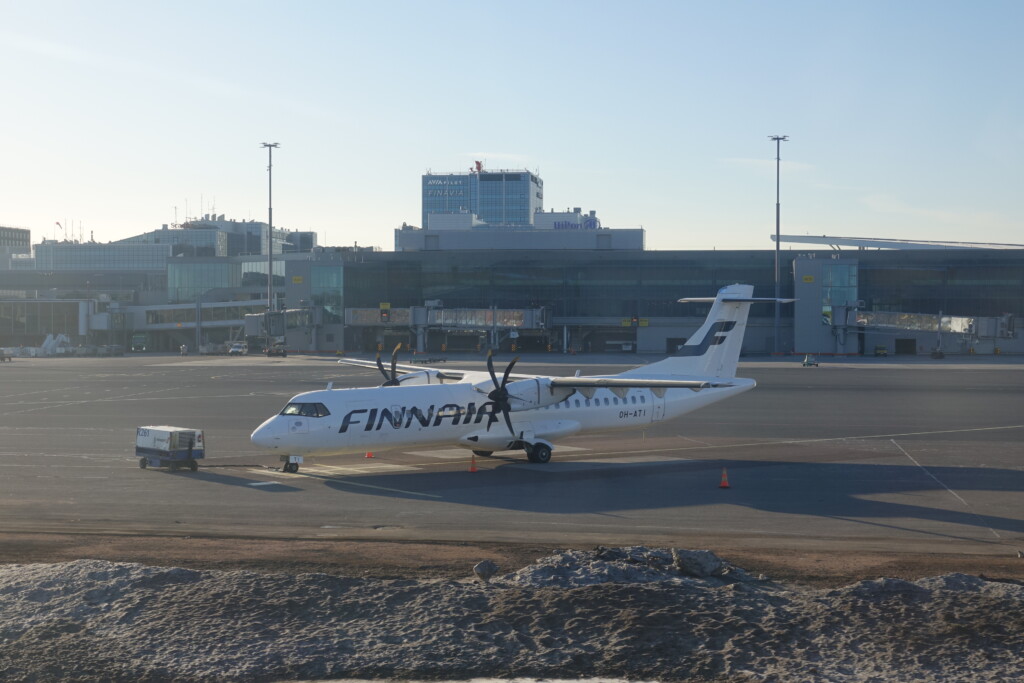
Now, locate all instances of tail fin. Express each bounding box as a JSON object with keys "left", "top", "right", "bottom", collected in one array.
[{"left": 624, "top": 284, "right": 788, "bottom": 379}]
